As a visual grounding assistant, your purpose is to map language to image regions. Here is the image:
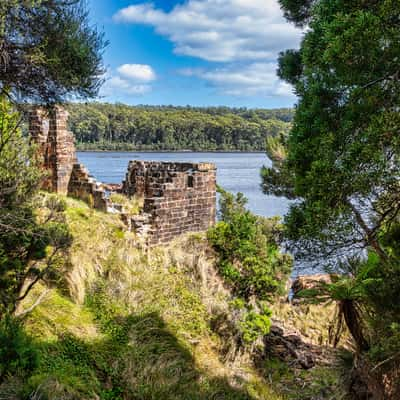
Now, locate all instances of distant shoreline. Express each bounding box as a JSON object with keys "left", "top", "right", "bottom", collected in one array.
[{"left": 76, "top": 149, "right": 266, "bottom": 154}]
